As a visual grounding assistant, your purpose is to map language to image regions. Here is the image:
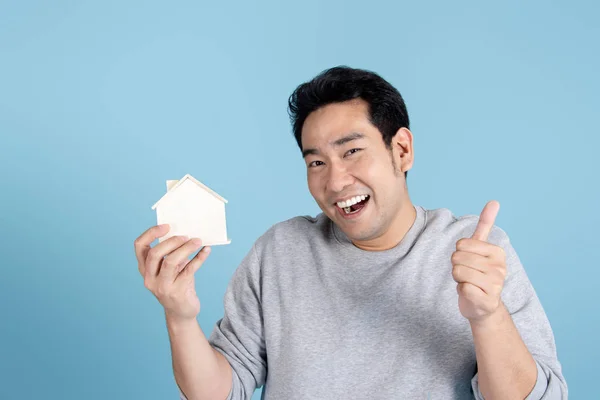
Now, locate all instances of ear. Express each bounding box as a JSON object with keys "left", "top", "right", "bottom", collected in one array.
[{"left": 391, "top": 127, "right": 414, "bottom": 173}]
